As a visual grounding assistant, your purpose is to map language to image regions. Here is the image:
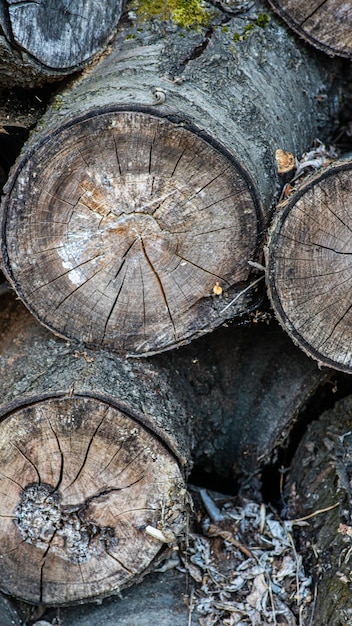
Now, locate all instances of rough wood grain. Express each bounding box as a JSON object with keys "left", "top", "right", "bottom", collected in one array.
[
  {"left": 0, "top": 295, "right": 190, "bottom": 606},
  {"left": 266, "top": 158, "right": 352, "bottom": 373},
  {"left": 0, "top": 291, "right": 329, "bottom": 485},
  {"left": 286, "top": 395, "right": 352, "bottom": 625},
  {"left": 0, "top": 397, "right": 186, "bottom": 605},
  {"left": 268, "top": 0, "right": 352, "bottom": 58},
  {"left": 0, "top": 1, "right": 339, "bottom": 355},
  {"left": 0, "top": 0, "right": 125, "bottom": 86},
  {"left": 1, "top": 109, "right": 262, "bottom": 356}
]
